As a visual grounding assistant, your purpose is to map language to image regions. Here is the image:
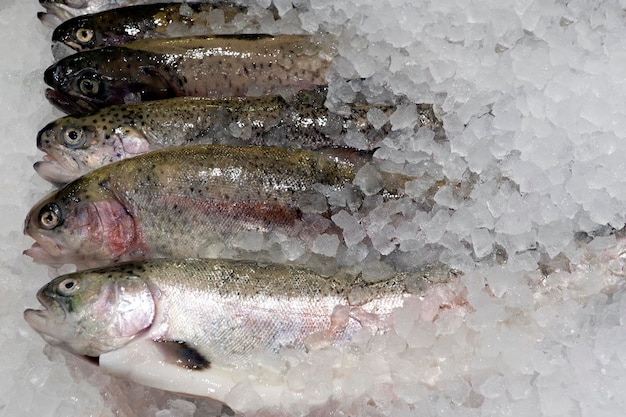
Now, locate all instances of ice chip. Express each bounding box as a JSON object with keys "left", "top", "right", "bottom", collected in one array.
[
  {"left": 389, "top": 104, "right": 418, "bottom": 131},
  {"left": 354, "top": 163, "right": 383, "bottom": 196},
  {"left": 311, "top": 234, "right": 340, "bottom": 257}
]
